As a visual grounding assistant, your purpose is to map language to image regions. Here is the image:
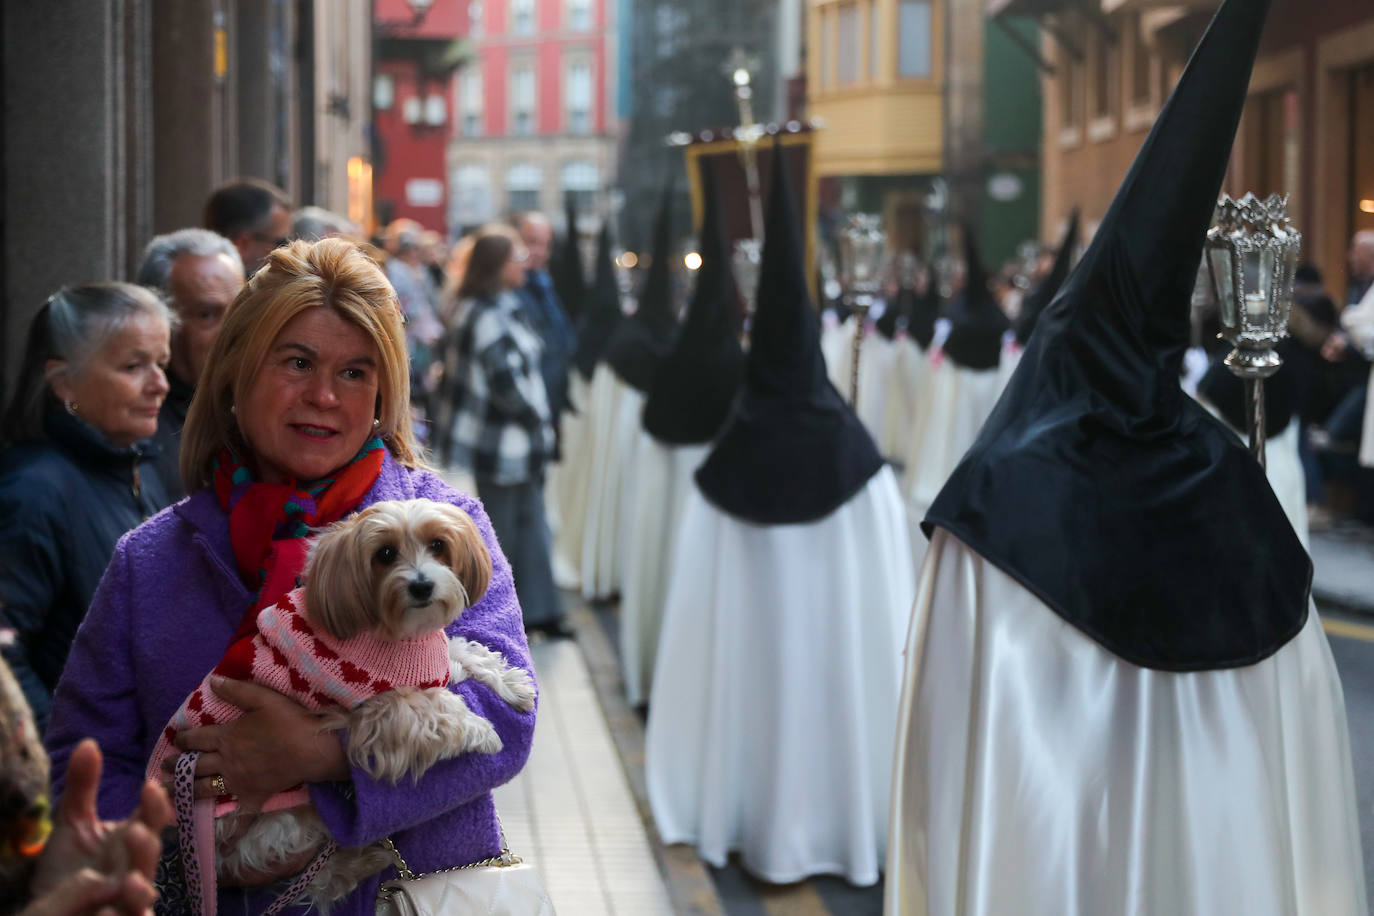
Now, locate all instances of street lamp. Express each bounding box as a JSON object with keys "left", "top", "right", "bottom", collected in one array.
[
  {"left": 839, "top": 213, "right": 888, "bottom": 405},
  {"left": 1204, "top": 192, "right": 1301, "bottom": 469},
  {"left": 406, "top": 0, "right": 435, "bottom": 21}
]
